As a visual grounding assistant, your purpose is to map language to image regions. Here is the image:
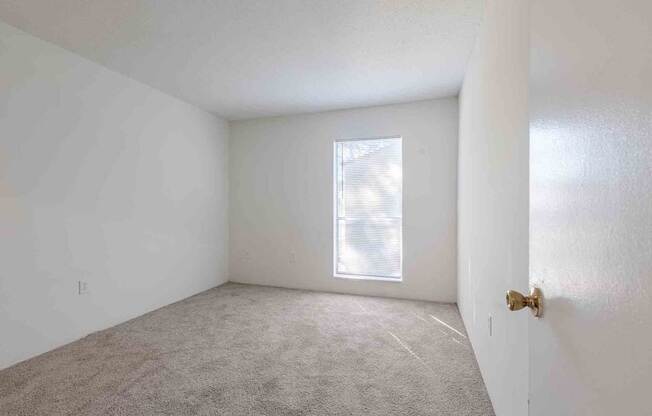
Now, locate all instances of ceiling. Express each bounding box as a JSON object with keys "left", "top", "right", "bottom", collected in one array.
[{"left": 0, "top": 0, "right": 483, "bottom": 120}]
